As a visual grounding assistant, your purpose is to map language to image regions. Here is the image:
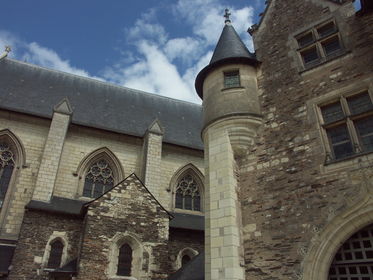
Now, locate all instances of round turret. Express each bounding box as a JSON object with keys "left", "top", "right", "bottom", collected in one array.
[{"left": 195, "top": 20, "right": 260, "bottom": 130}]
